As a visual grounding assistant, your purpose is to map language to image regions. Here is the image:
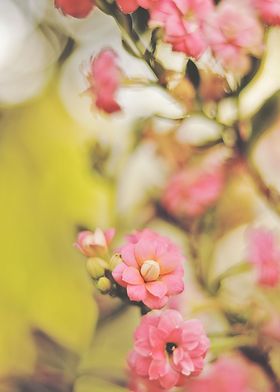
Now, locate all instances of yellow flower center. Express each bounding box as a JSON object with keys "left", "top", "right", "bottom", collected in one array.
[{"left": 140, "top": 259, "right": 160, "bottom": 282}]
